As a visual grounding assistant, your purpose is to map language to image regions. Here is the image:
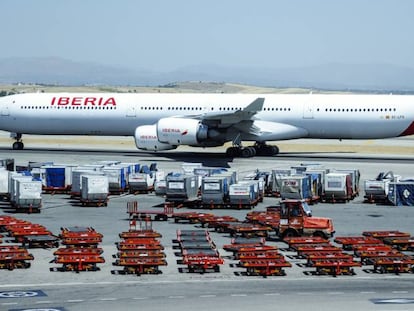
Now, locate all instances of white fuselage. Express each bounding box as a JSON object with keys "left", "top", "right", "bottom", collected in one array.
[{"left": 0, "top": 93, "right": 413, "bottom": 141}]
